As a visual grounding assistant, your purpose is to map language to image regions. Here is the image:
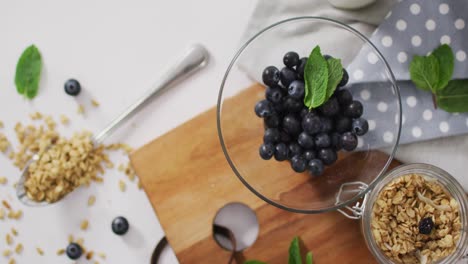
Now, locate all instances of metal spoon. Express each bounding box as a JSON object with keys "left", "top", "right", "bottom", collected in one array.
[{"left": 16, "top": 44, "right": 210, "bottom": 206}]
